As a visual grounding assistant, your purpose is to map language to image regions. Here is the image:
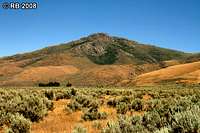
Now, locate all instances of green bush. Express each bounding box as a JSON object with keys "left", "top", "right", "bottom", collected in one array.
[
  {"left": 0, "top": 111, "right": 9, "bottom": 126},
  {"left": 44, "top": 90, "right": 55, "bottom": 100},
  {"left": 154, "top": 127, "right": 171, "bottom": 133},
  {"left": 107, "top": 98, "right": 117, "bottom": 107},
  {"left": 15, "top": 94, "right": 49, "bottom": 122},
  {"left": 116, "top": 102, "right": 129, "bottom": 114},
  {"left": 102, "top": 116, "right": 148, "bottom": 133},
  {"left": 101, "top": 121, "right": 121, "bottom": 133},
  {"left": 66, "top": 94, "right": 100, "bottom": 112},
  {"left": 142, "top": 111, "right": 163, "bottom": 132},
  {"left": 54, "top": 90, "right": 71, "bottom": 100},
  {"left": 130, "top": 98, "right": 143, "bottom": 111},
  {"left": 0, "top": 89, "right": 53, "bottom": 130},
  {"left": 72, "top": 124, "right": 87, "bottom": 133},
  {"left": 171, "top": 106, "right": 200, "bottom": 133},
  {"left": 82, "top": 106, "right": 107, "bottom": 121},
  {"left": 66, "top": 100, "right": 82, "bottom": 112},
  {"left": 6, "top": 113, "right": 31, "bottom": 133}
]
